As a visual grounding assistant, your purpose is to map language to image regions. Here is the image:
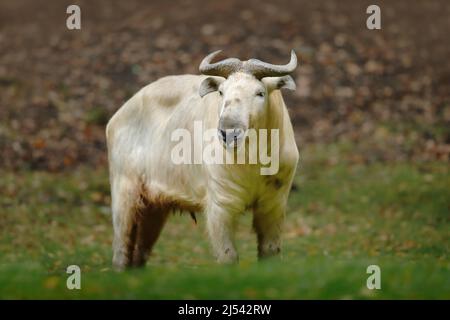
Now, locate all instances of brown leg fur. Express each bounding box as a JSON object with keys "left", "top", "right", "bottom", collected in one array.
[{"left": 131, "top": 203, "right": 169, "bottom": 267}]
